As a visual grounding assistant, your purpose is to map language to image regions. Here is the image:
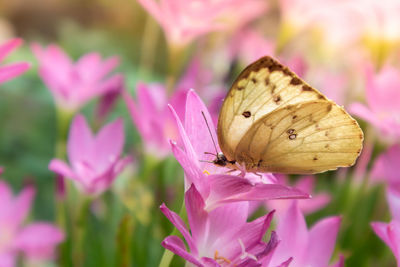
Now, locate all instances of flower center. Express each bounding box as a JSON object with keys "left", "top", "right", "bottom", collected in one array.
[{"left": 214, "top": 250, "right": 231, "bottom": 265}]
